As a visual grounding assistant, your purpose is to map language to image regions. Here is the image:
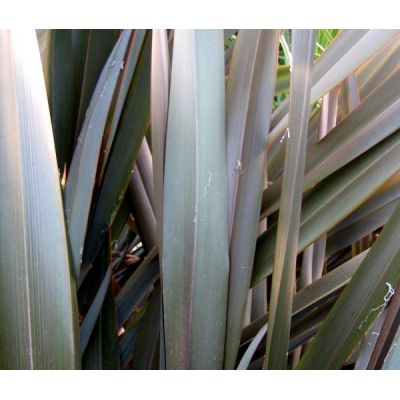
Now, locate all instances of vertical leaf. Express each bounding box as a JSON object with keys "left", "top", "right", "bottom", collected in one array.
[
  {"left": 150, "top": 31, "right": 170, "bottom": 368},
  {"left": 0, "top": 30, "right": 79, "bottom": 369},
  {"left": 264, "top": 30, "right": 315, "bottom": 370},
  {"left": 151, "top": 29, "right": 170, "bottom": 237},
  {"left": 225, "top": 29, "right": 261, "bottom": 238},
  {"left": 162, "top": 30, "right": 229, "bottom": 369},
  {"left": 224, "top": 30, "right": 280, "bottom": 369},
  {"left": 44, "top": 30, "right": 75, "bottom": 173}
]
